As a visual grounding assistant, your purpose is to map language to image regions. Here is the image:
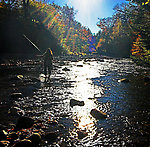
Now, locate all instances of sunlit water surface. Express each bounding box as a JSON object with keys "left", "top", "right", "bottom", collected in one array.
[{"left": 21, "top": 57, "right": 150, "bottom": 146}]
